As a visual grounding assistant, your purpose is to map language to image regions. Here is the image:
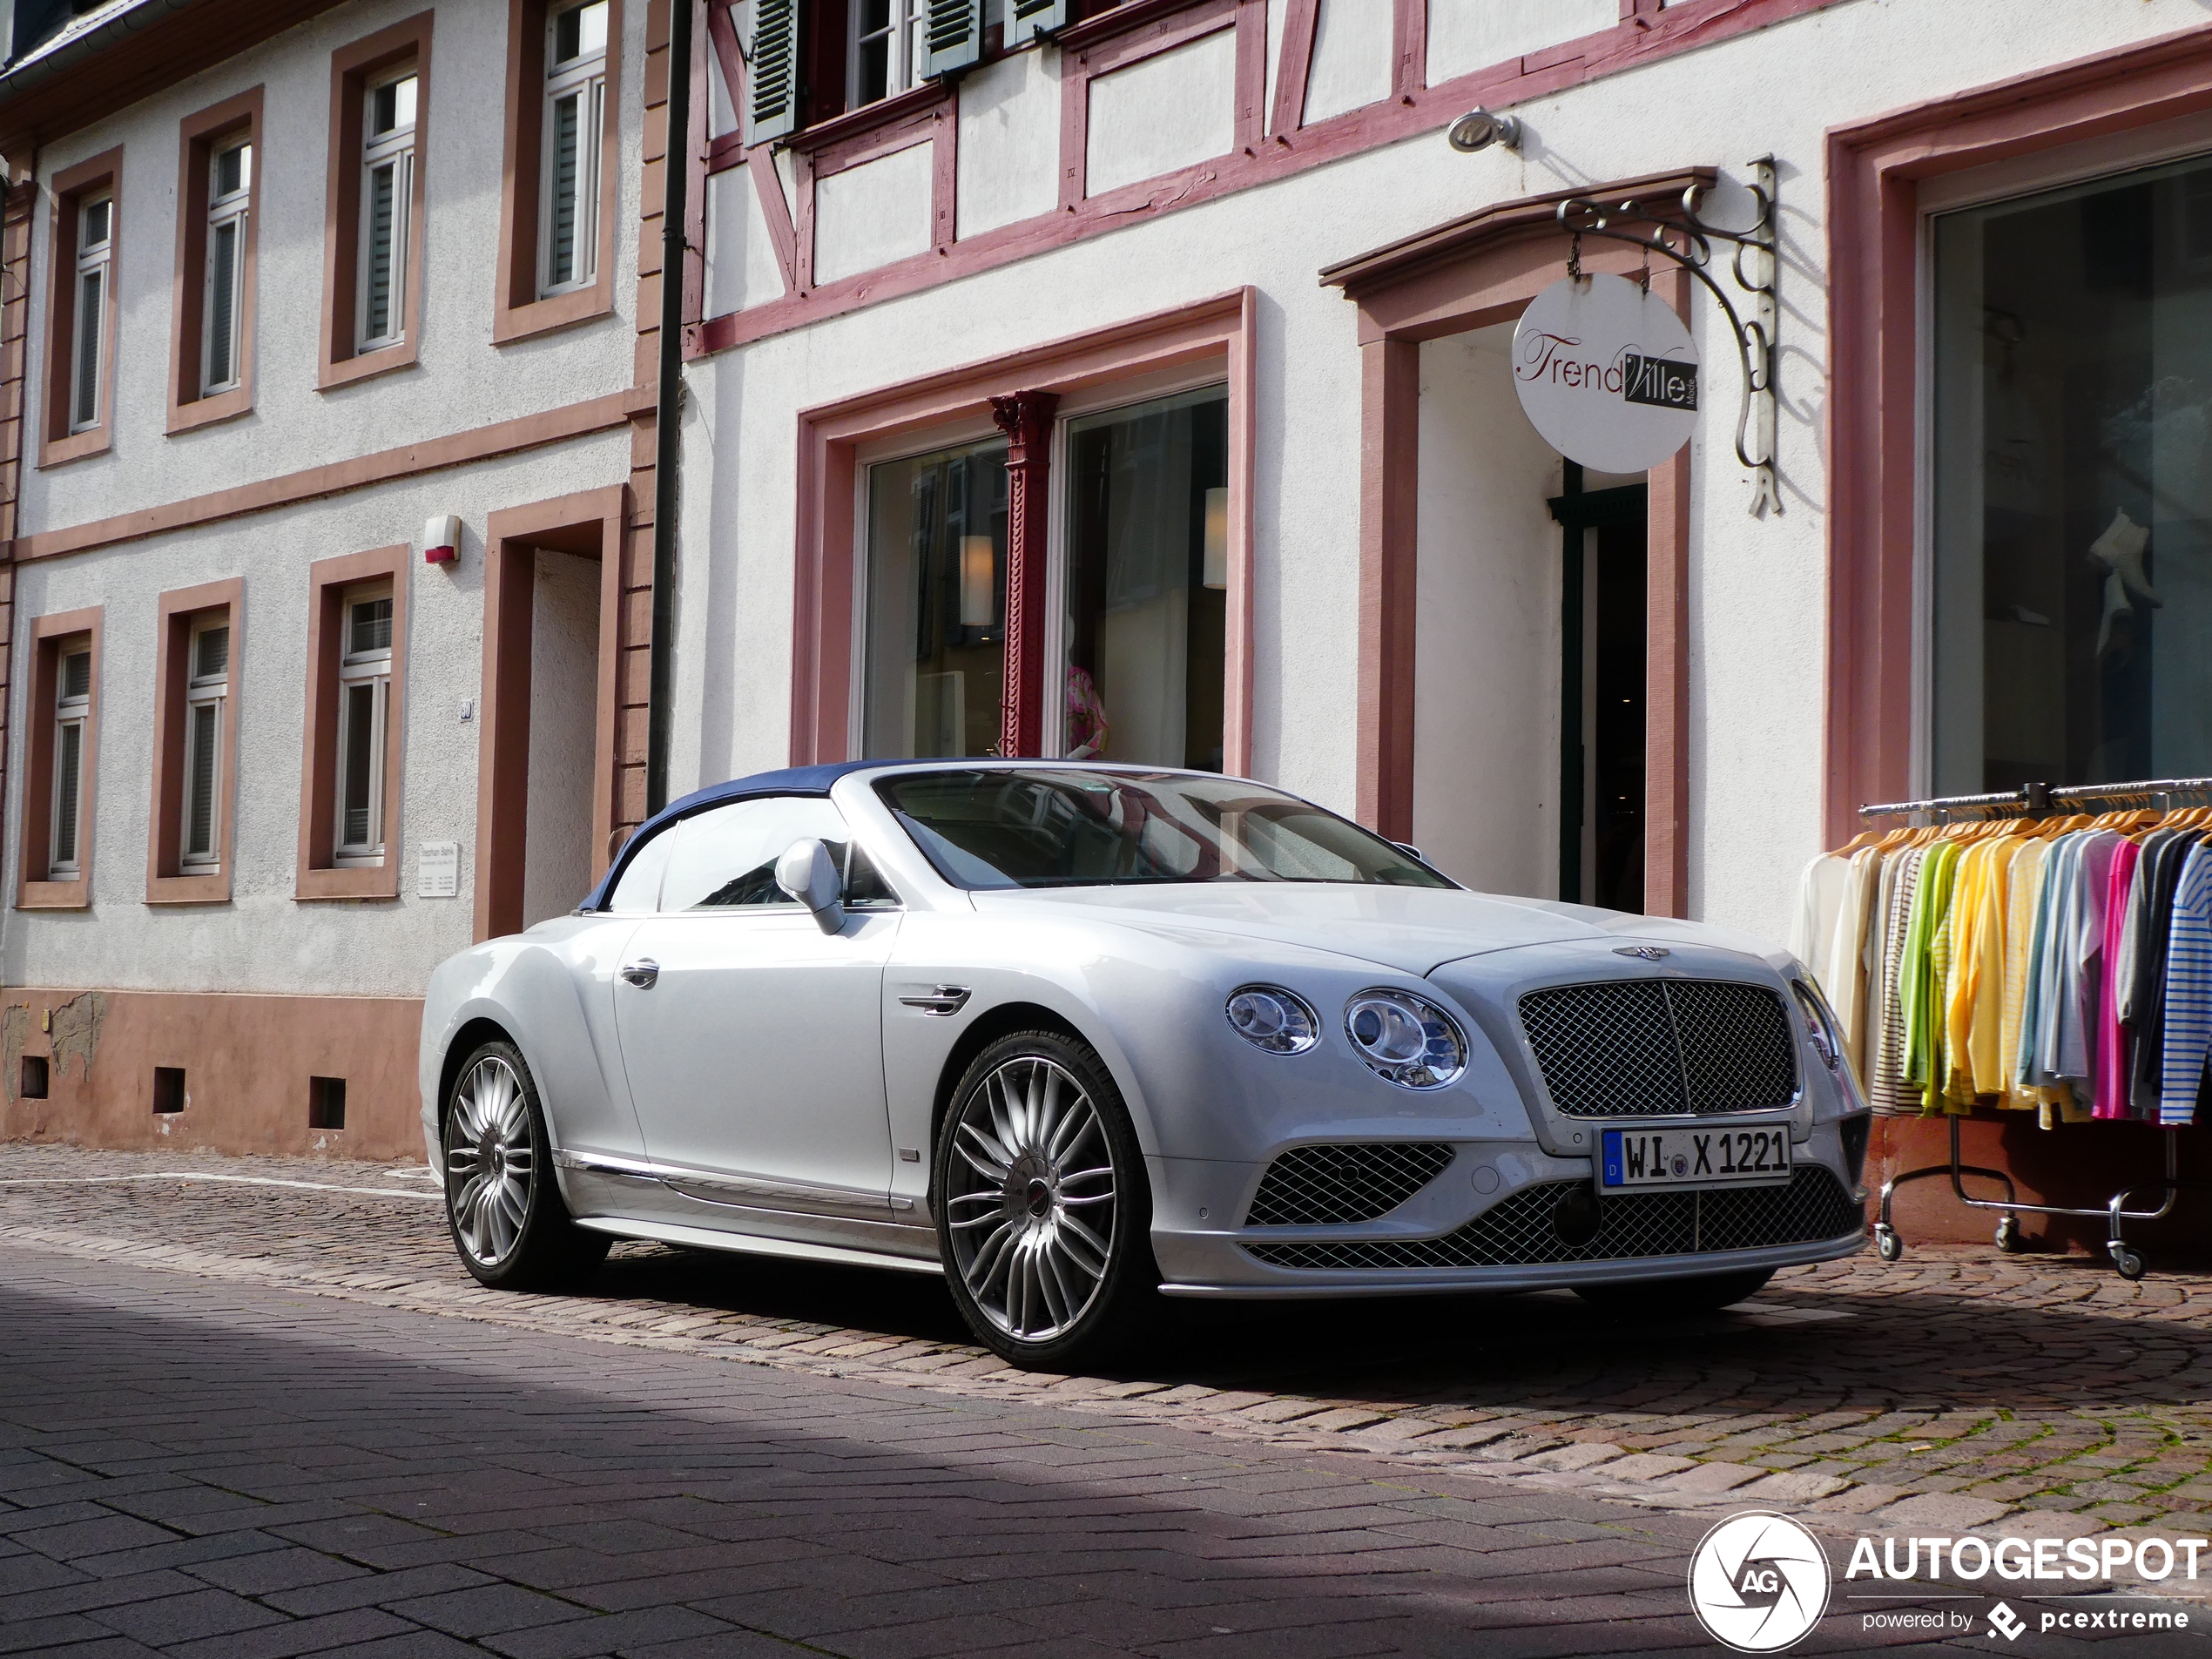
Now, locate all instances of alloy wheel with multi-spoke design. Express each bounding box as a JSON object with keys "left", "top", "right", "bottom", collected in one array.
[
  {"left": 942, "top": 1051, "right": 1120, "bottom": 1344},
  {"left": 445, "top": 1053, "right": 536, "bottom": 1270}
]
